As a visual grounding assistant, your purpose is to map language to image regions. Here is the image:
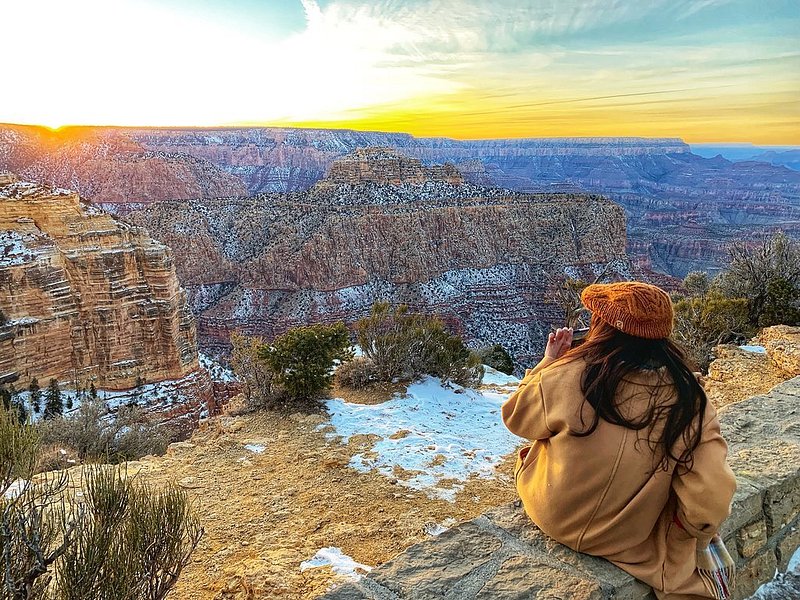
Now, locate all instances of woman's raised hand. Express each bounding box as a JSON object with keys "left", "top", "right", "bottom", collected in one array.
[{"left": 545, "top": 327, "right": 573, "bottom": 360}]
